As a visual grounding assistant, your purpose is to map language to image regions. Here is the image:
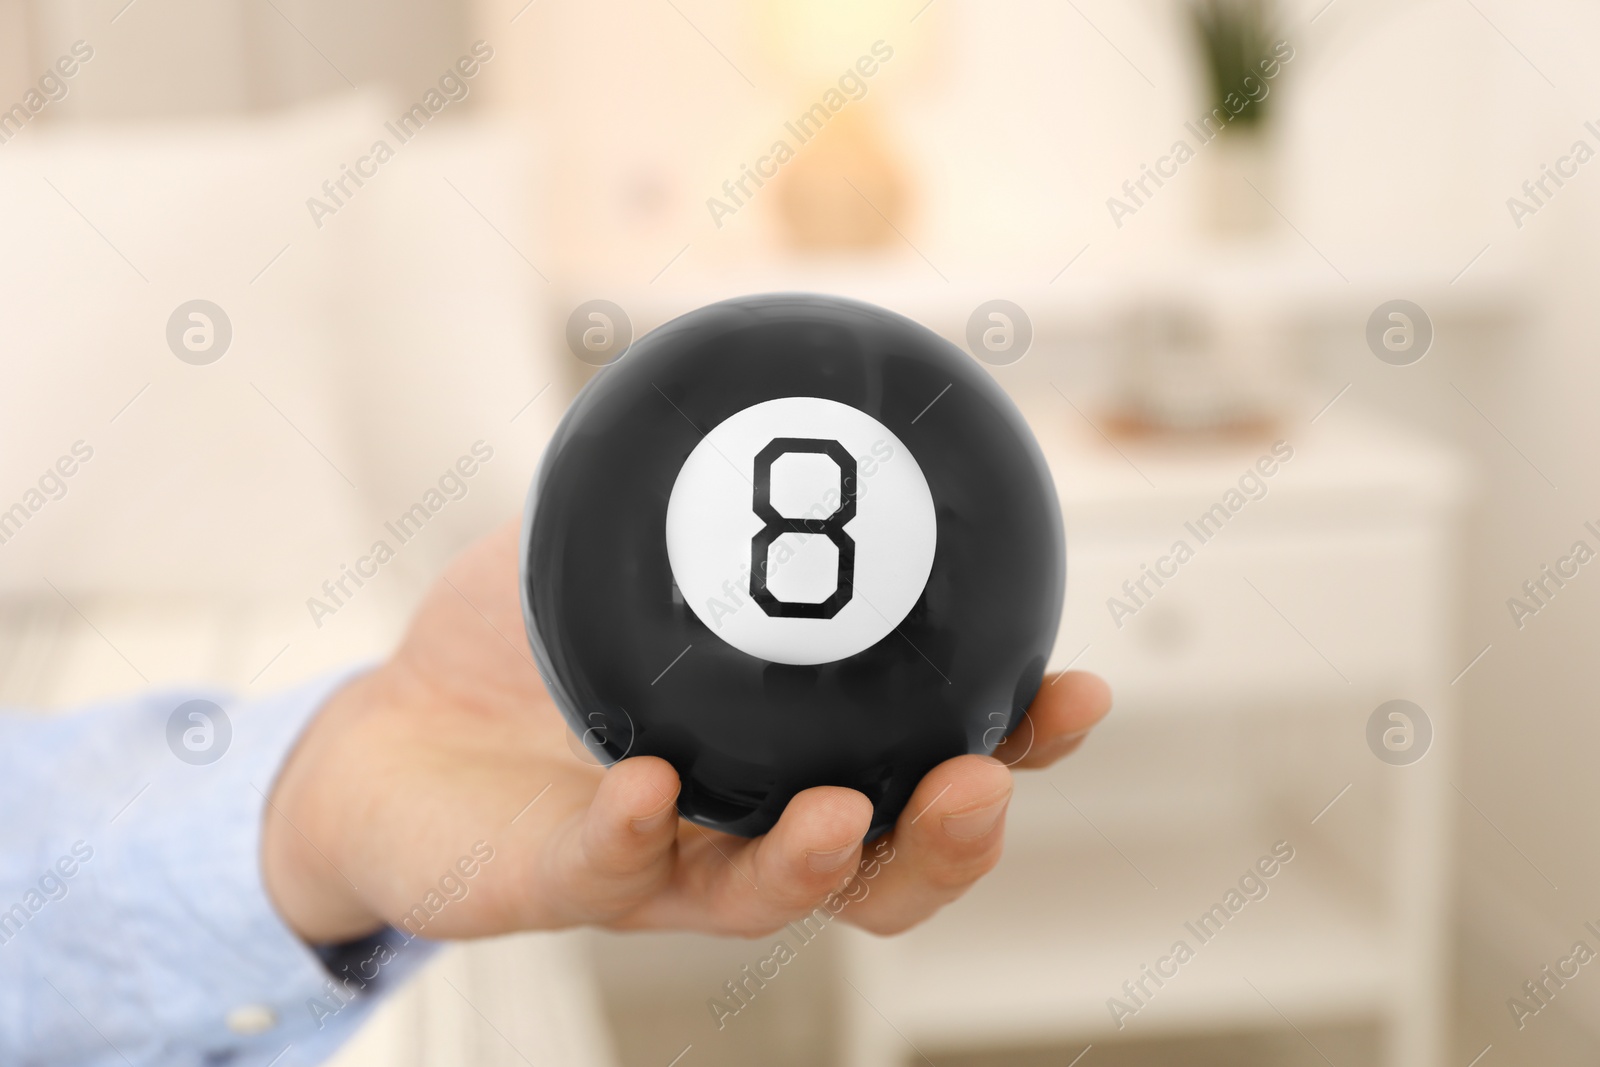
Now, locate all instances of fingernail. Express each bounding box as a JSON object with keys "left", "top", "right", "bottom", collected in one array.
[
  {"left": 631, "top": 804, "right": 677, "bottom": 834},
  {"left": 806, "top": 842, "right": 858, "bottom": 872},
  {"left": 942, "top": 798, "right": 1008, "bottom": 840}
]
